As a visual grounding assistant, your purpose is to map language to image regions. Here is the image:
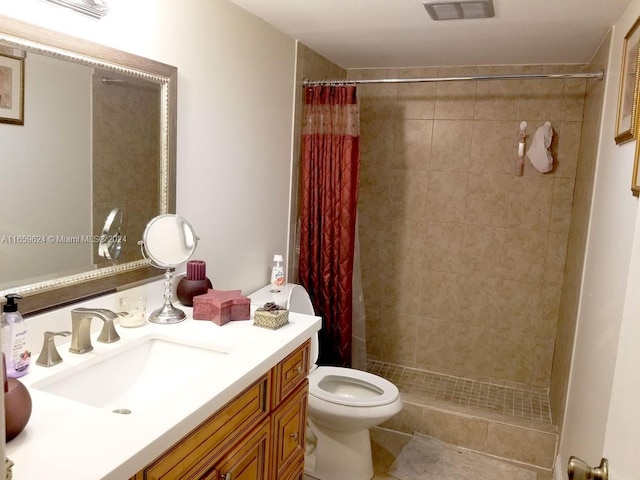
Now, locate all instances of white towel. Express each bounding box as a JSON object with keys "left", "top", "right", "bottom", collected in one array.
[{"left": 526, "top": 121, "right": 554, "bottom": 173}]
